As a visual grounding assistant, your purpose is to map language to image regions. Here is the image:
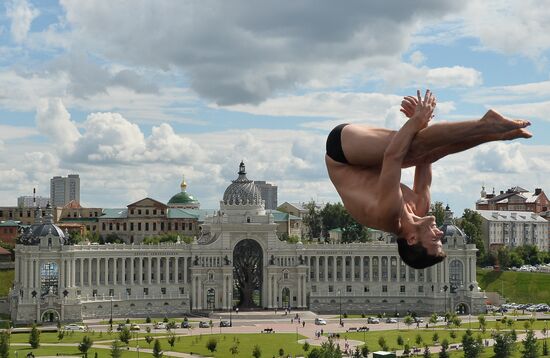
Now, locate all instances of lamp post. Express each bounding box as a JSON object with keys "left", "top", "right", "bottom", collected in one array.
[
  {"left": 338, "top": 289, "right": 342, "bottom": 326},
  {"left": 229, "top": 291, "right": 233, "bottom": 327},
  {"left": 110, "top": 296, "right": 113, "bottom": 329},
  {"left": 397, "top": 312, "right": 400, "bottom": 331},
  {"left": 443, "top": 285, "right": 449, "bottom": 318},
  {"left": 136, "top": 345, "right": 140, "bottom": 358},
  {"left": 219, "top": 316, "right": 222, "bottom": 334}
]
